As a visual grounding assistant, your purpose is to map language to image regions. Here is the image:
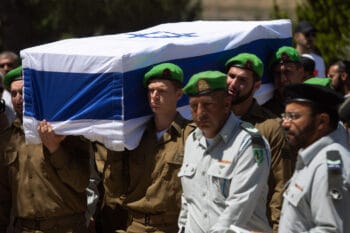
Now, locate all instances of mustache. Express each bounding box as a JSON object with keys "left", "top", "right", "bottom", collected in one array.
[{"left": 193, "top": 114, "right": 208, "bottom": 122}]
